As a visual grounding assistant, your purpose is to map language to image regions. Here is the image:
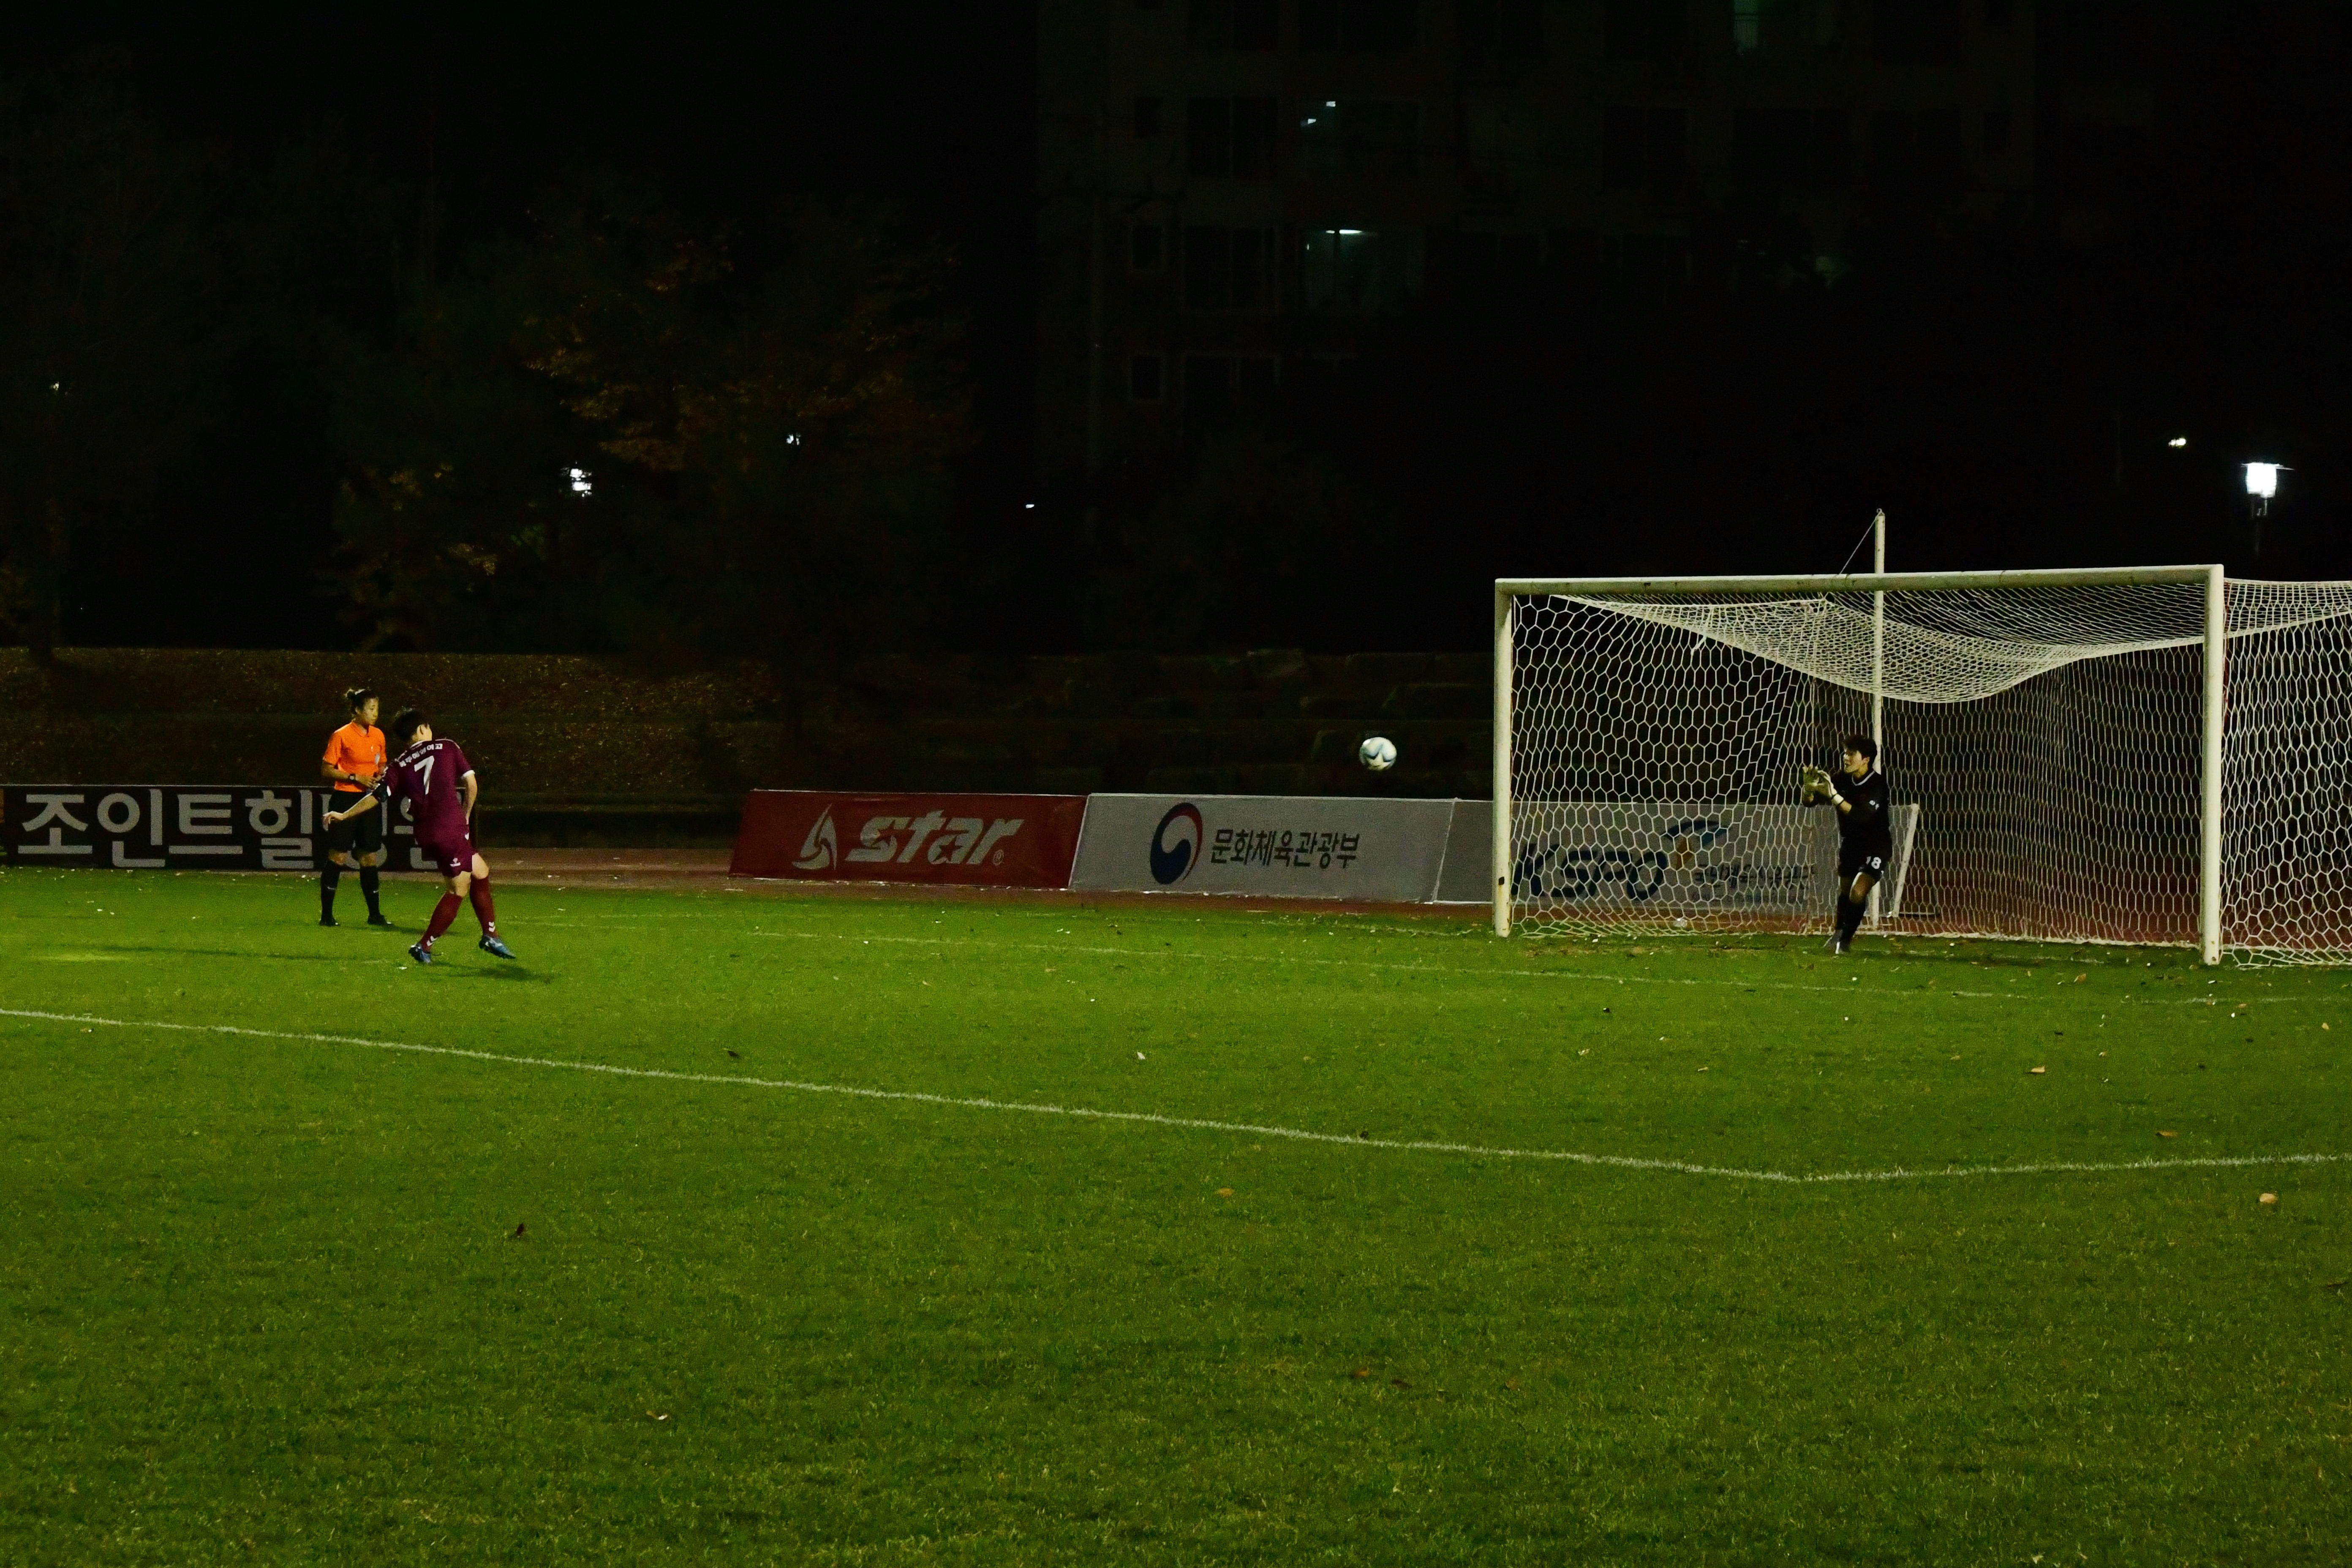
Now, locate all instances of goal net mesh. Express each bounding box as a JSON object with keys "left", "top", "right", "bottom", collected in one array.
[{"left": 1504, "top": 577, "right": 2352, "bottom": 961}]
